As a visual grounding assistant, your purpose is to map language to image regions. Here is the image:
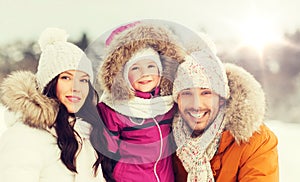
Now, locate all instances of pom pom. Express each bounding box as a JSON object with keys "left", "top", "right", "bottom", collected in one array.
[{"left": 38, "top": 27, "right": 69, "bottom": 51}]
